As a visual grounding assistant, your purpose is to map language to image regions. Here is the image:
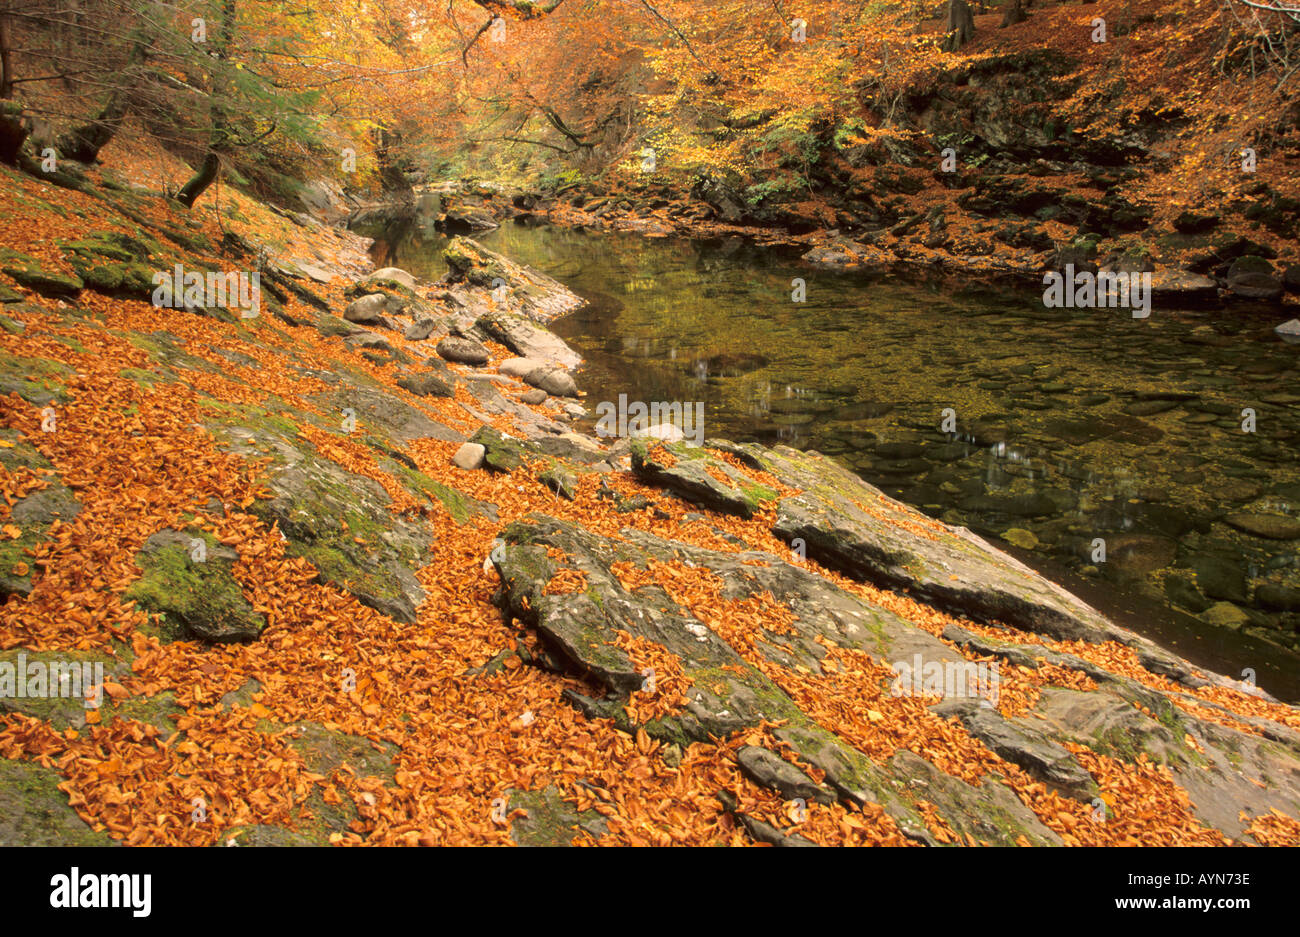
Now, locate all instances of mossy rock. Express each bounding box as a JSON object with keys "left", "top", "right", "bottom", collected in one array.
[
  {"left": 0, "top": 758, "right": 119, "bottom": 846},
  {"left": 389, "top": 463, "right": 489, "bottom": 525},
  {"left": 248, "top": 452, "right": 432, "bottom": 623},
  {"left": 0, "top": 247, "right": 83, "bottom": 296},
  {"left": 468, "top": 425, "right": 527, "bottom": 472},
  {"left": 443, "top": 236, "right": 512, "bottom": 288},
  {"left": 507, "top": 785, "right": 607, "bottom": 846},
  {"left": 0, "top": 283, "right": 22, "bottom": 303},
  {"left": 124, "top": 529, "right": 265, "bottom": 642},
  {"left": 282, "top": 721, "right": 399, "bottom": 782},
  {"left": 0, "top": 647, "right": 129, "bottom": 727},
  {"left": 0, "top": 434, "right": 80, "bottom": 597},
  {"left": 539, "top": 466, "right": 577, "bottom": 500},
  {"left": 0, "top": 350, "right": 72, "bottom": 406},
  {"left": 315, "top": 314, "right": 359, "bottom": 338}
]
